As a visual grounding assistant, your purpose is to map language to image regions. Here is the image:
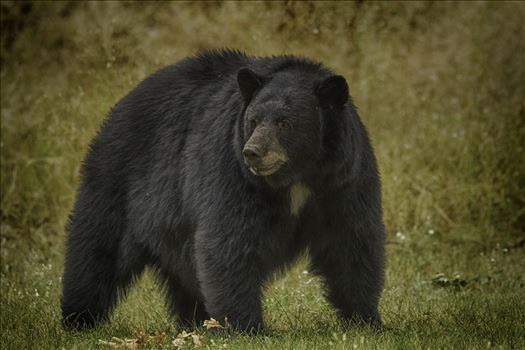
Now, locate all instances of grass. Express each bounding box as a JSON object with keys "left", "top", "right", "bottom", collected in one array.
[{"left": 1, "top": 2, "right": 524, "bottom": 349}]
